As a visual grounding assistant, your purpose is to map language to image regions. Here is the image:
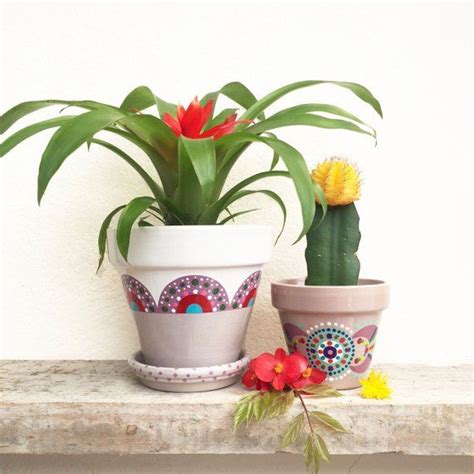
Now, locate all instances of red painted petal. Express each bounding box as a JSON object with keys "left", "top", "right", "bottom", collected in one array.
[
  {"left": 274, "top": 347, "right": 287, "bottom": 363},
  {"left": 163, "top": 113, "right": 182, "bottom": 137},
  {"left": 181, "top": 97, "right": 205, "bottom": 138},
  {"left": 272, "top": 374, "right": 286, "bottom": 391},
  {"left": 253, "top": 353, "right": 276, "bottom": 382},
  {"left": 309, "top": 368, "right": 327, "bottom": 384}
]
